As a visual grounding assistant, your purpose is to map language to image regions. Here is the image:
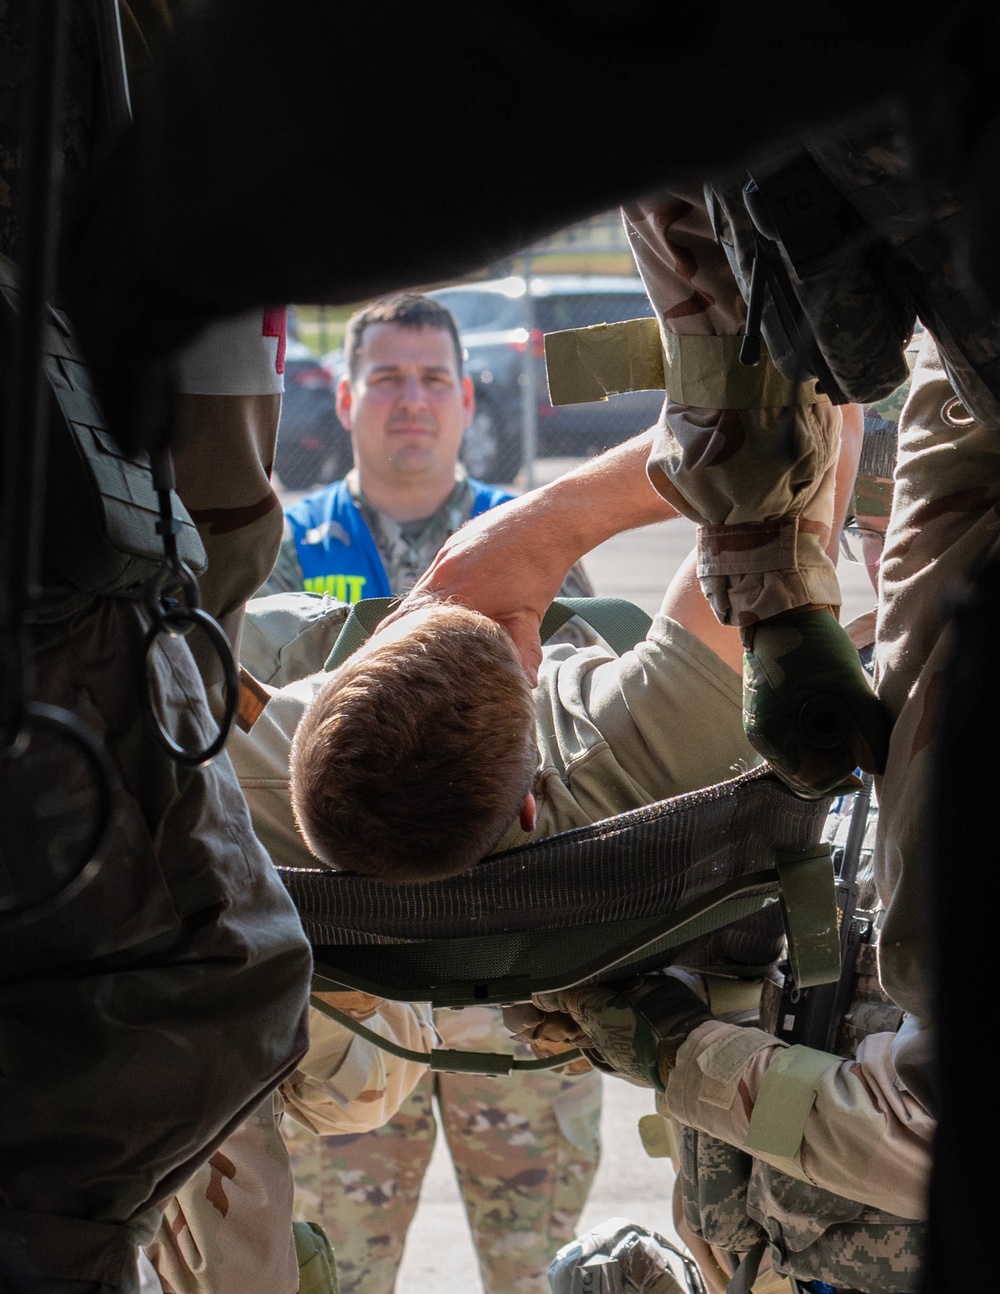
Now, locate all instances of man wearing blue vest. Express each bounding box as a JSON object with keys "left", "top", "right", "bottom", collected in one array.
[
  {"left": 263, "top": 292, "right": 592, "bottom": 616},
  {"left": 260, "top": 291, "right": 600, "bottom": 1294}
]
